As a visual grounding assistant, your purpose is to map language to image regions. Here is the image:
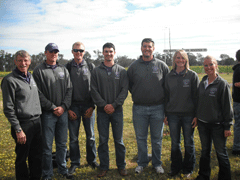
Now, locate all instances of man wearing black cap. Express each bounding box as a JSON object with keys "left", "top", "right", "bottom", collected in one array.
[{"left": 33, "top": 43, "right": 73, "bottom": 179}]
